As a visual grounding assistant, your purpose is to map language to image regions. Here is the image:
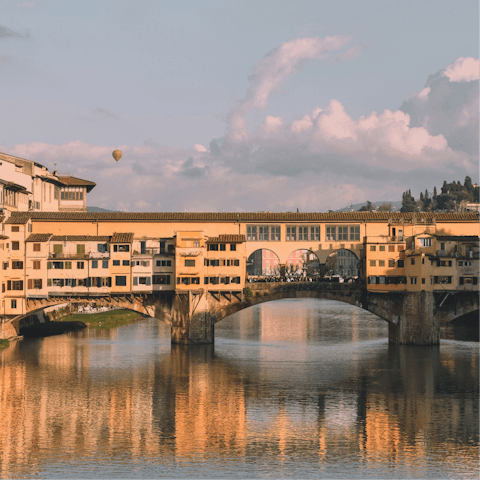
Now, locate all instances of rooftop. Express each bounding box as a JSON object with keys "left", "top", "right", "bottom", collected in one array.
[
  {"left": 57, "top": 176, "right": 96, "bottom": 192},
  {"left": 10, "top": 211, "right": 479, "bottom": 223}
]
